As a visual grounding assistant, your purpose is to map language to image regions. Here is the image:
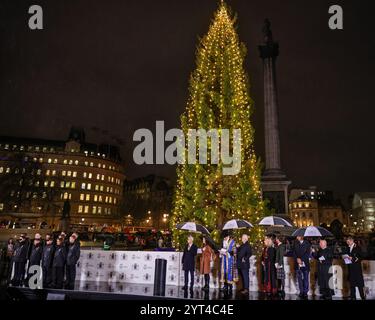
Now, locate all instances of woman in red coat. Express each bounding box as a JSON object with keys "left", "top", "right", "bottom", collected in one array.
[{"left": 200, "top": 237, "right": 215, "bottom": 291}]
